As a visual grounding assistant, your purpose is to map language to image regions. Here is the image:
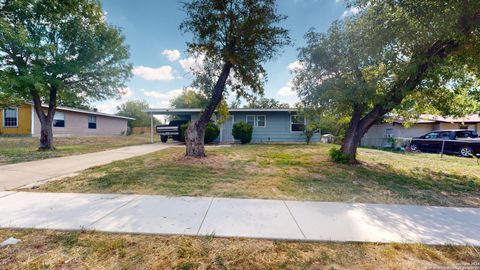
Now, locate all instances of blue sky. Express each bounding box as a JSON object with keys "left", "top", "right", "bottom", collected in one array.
[{"left": 95, "top": 0, "right": 352, "bottom": 113}]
